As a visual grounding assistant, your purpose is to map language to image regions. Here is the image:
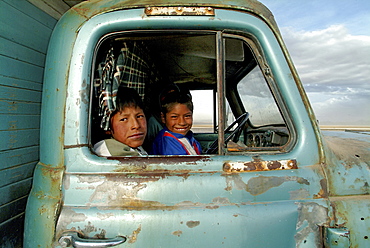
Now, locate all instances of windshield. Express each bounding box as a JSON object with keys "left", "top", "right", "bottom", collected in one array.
[{"left": 237, "top": 66, "right": 285, "bottom": 126}]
